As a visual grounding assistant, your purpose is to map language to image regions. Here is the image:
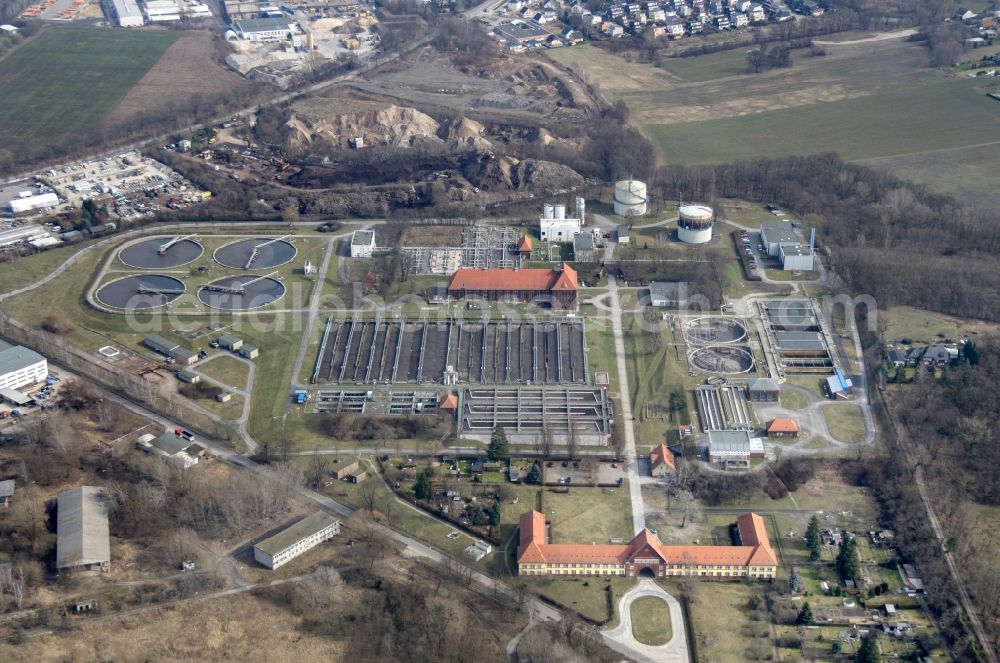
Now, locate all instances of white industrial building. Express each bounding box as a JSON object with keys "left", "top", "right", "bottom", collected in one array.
[
  {"left": 350, "top": 230, "right": 376, "bottom": 258},
  {"left": 254, "top": 511, "right": 341, "bottom": 569},
  {"left": 613, "top": 179, "right": 647, "bottom": 218},
  {"left": 8, "top": 191, "right": 58, "bottom": 215},
  {"left": 0, "top": 345, "right": 48, "bottom": 392},
  {"left": 707, "top": 430, "right": 764, "bottom": 466},
  {"left": 760, "top": 220, "right": 798, "bottom": 257},
  {"left": 143, "top": 0, "right": 212, "bottom": 21},
  {"left": 677, "top": 204, "right": 715, "bottom": 244},
  {"left": 778, "top": 242, "right": 815, "bottom": 272},
  {"left": 109, "top": 0, "right": 145, "bottom": 26},
  {"left": 233, "top": 16, "right": 300, "bottom": 41},
  {"left": 539, "top": 204, "right": 581, "bottom": 242}
]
